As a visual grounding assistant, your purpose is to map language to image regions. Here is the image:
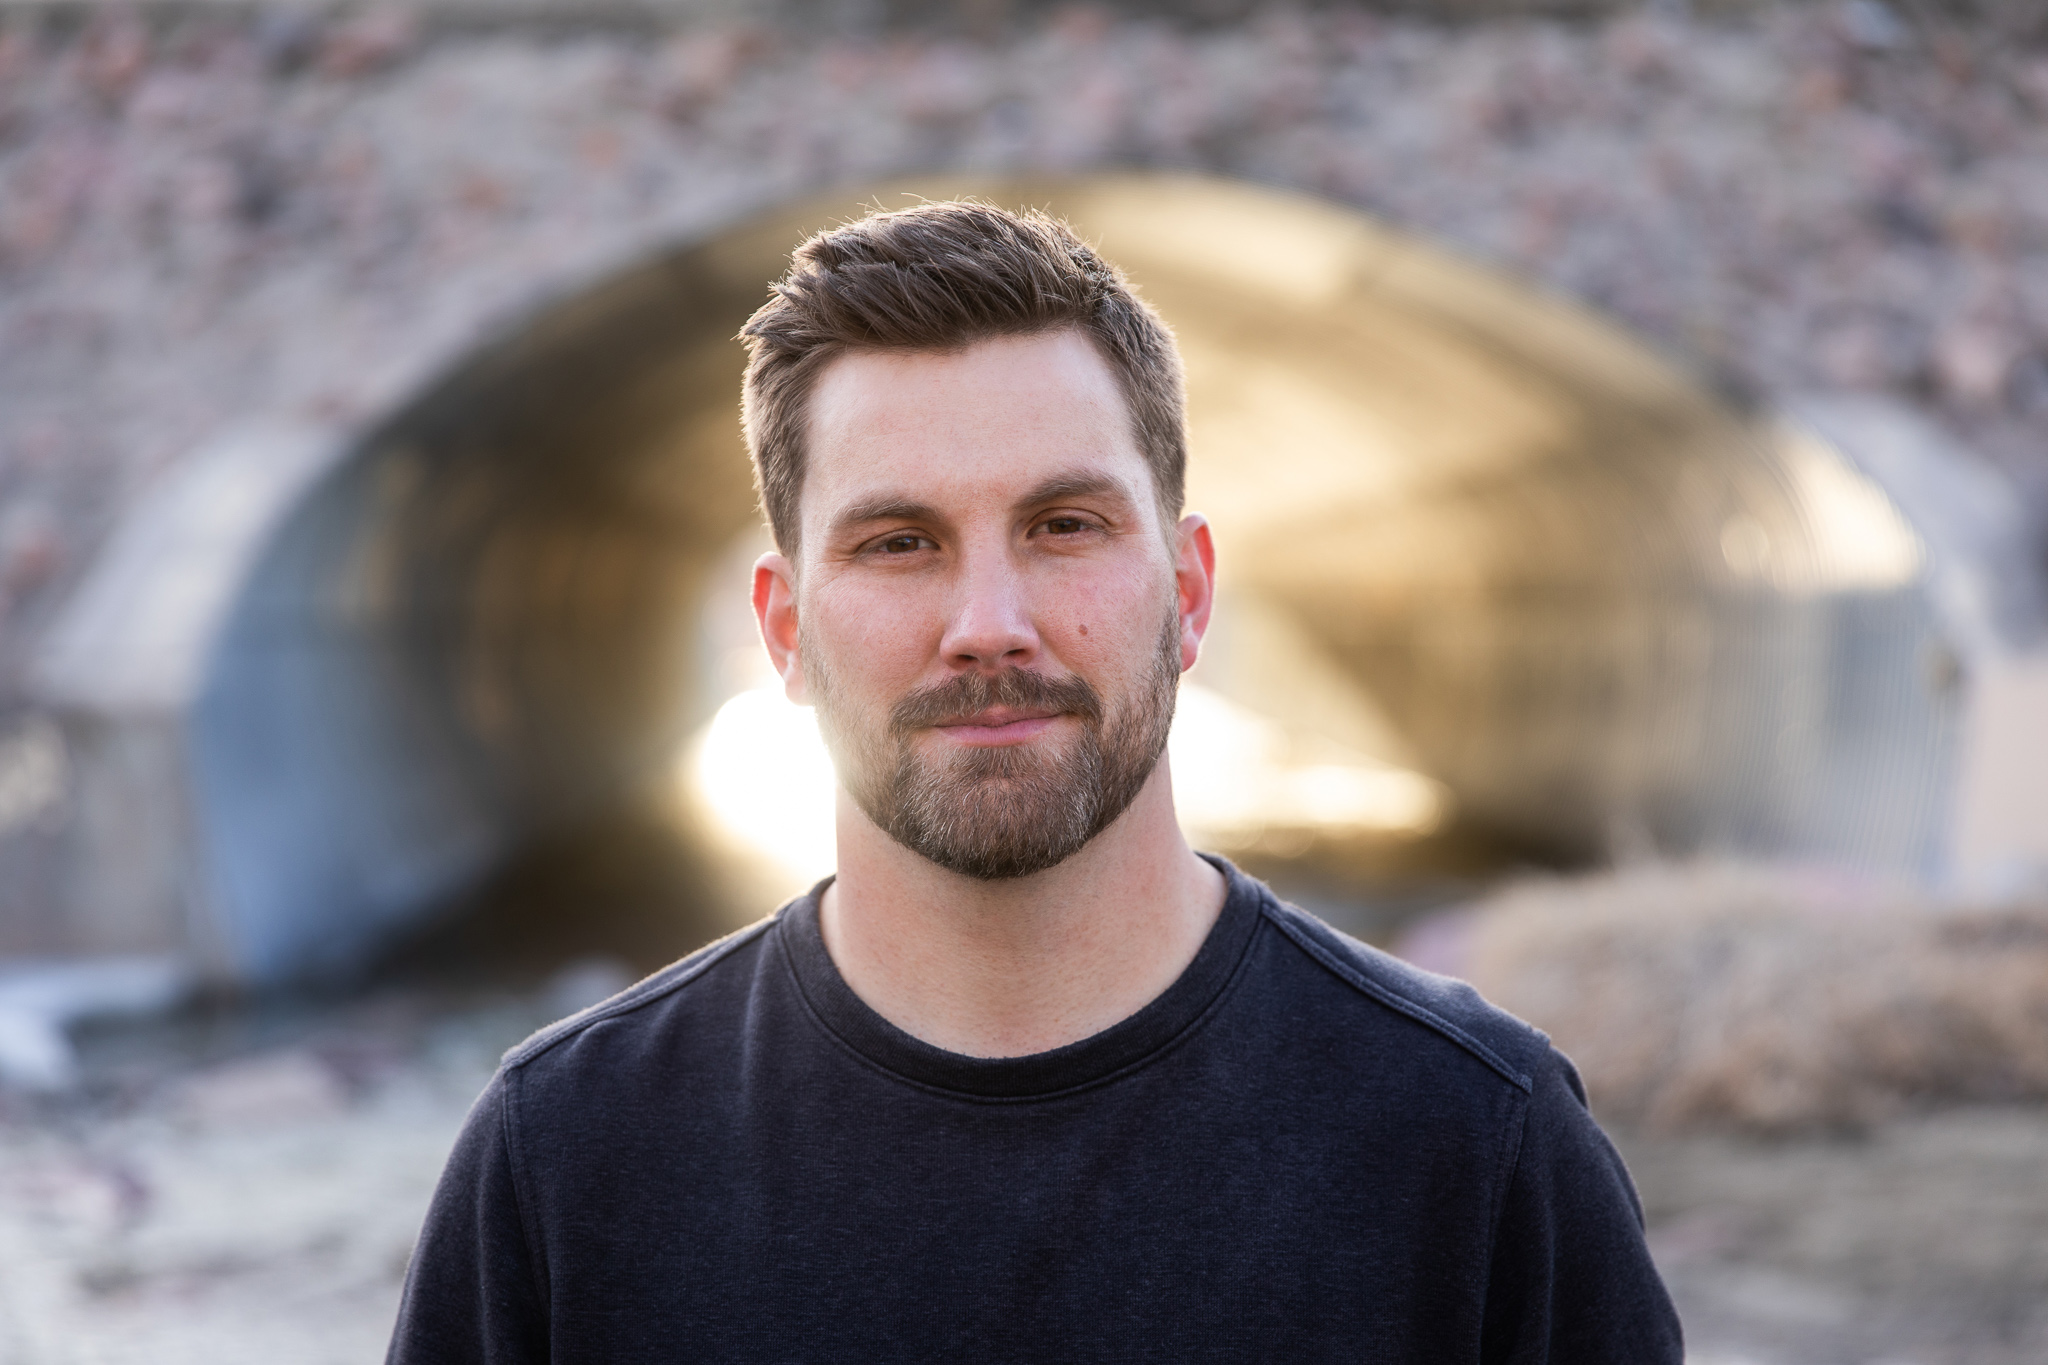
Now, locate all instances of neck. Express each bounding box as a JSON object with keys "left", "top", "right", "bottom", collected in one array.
[{"left": 817, "top": 757, "right": 1227, "bottom": 1058}]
